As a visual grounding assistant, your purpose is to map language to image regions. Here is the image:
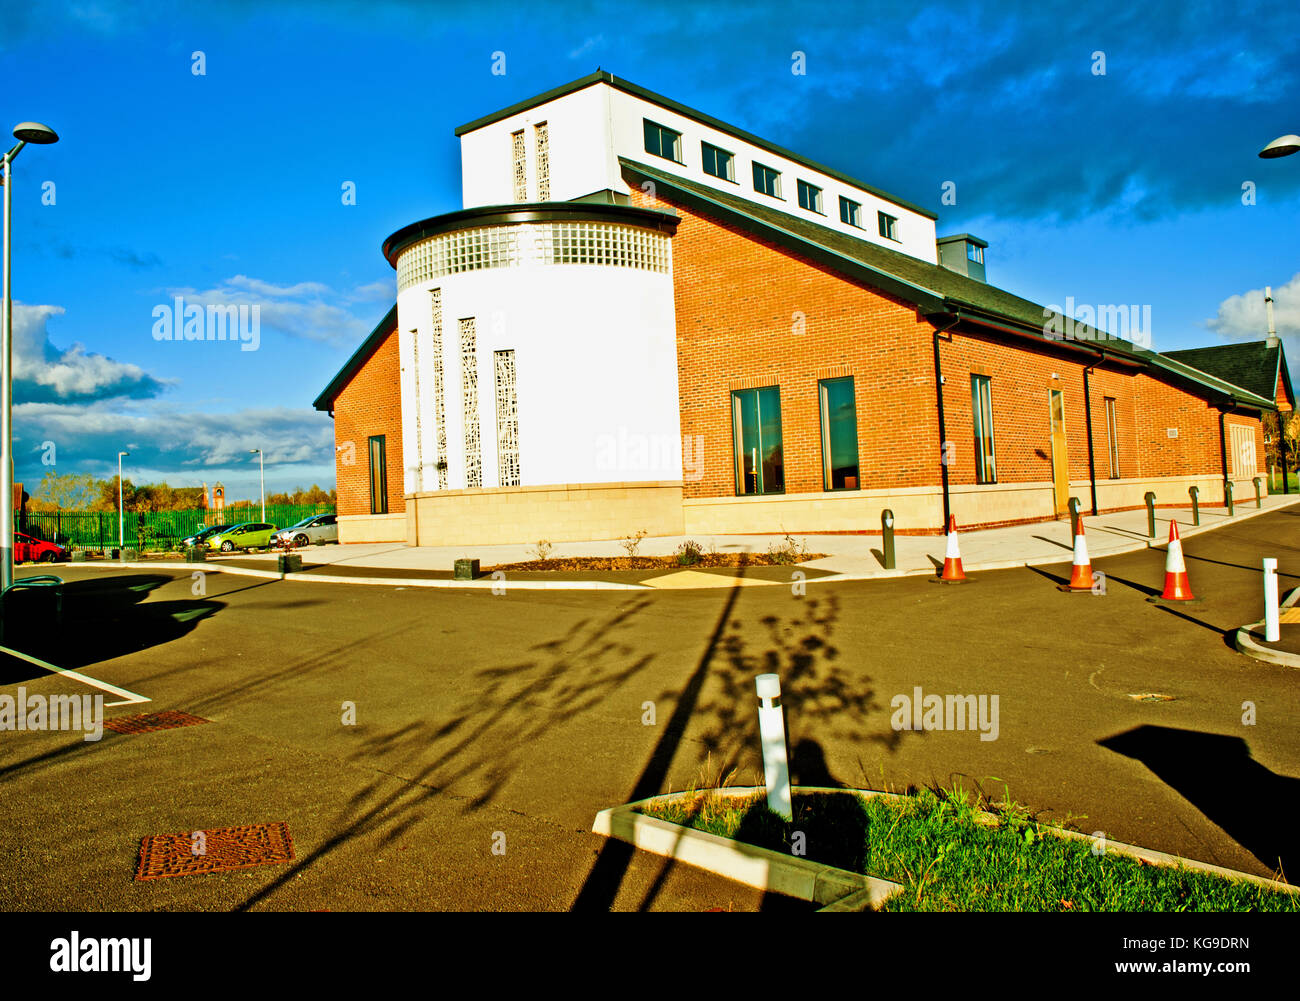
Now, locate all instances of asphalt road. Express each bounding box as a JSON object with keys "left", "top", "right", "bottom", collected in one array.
[{"left": 1, "top": 507, "right": 1298, "bottom": 910}]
